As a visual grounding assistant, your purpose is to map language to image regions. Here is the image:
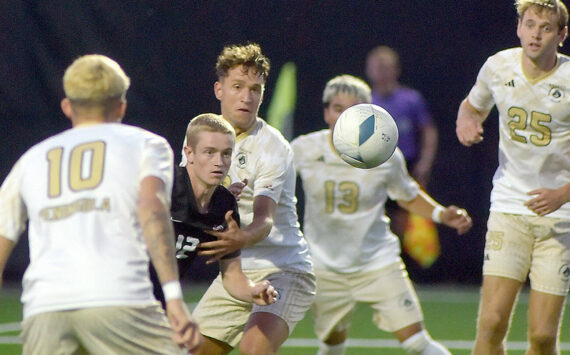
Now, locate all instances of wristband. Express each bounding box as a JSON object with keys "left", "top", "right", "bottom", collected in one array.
[
  {"left": 431, "top": 205, "right": 445, "bottom": 224},
  {"left": 162, "top": 281, "right": 183, "bottom": 301}
]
